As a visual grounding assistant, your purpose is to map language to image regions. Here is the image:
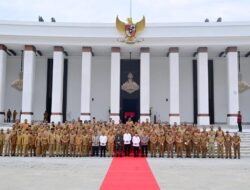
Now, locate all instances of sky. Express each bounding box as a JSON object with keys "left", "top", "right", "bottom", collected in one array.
[{"left": 0, "top": 0, "right": 250, "bottom": 23}]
